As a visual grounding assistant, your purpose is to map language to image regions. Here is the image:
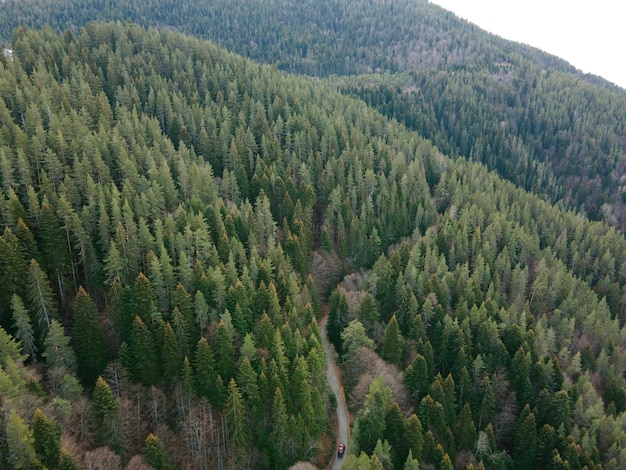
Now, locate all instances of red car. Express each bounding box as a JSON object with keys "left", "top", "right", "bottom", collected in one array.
[{"left": 337, "top": 443, "right": 346, "bottom": 458}]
